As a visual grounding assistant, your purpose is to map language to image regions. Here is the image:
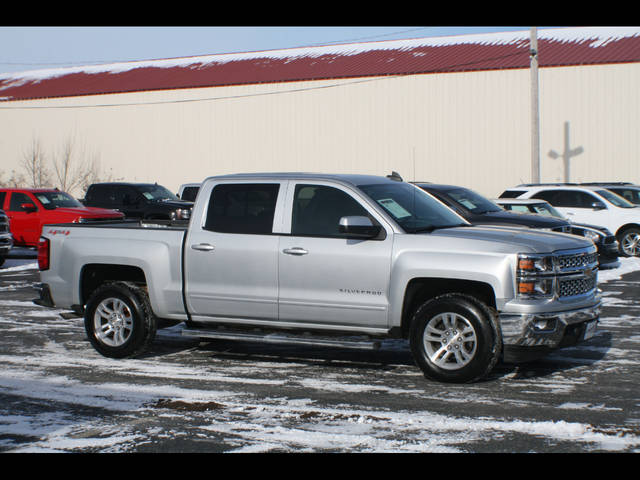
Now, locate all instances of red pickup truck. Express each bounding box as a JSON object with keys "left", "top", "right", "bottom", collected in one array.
[{"left": 0, "top": 188, "right": 124, "bottom": 247}]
